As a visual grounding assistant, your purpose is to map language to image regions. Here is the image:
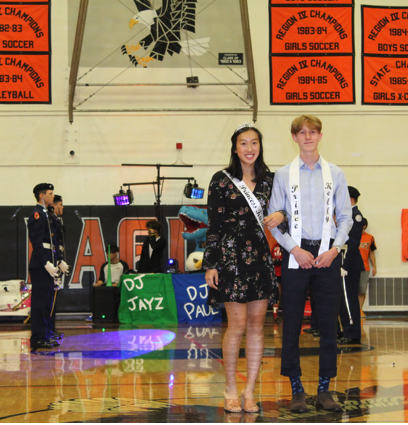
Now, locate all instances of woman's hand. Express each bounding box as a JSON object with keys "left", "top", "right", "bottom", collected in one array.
[
  {"left": 264, "top": 211, "right": 284, "bottom": 230},
  {"left": 205, "top": 269, "right": 219, "bottom": 289}
]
